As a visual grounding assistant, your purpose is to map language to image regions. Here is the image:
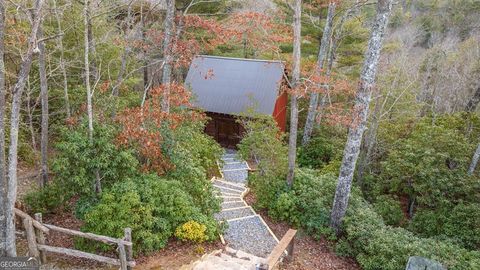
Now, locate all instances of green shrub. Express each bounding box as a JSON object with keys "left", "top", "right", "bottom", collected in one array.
[
  {"left": 372, "top": 195, "right": 404, "bottom": 226},
  {"left": 409, "top": 203, "right": 480, "bottom": 250},
  {"left": 298, "top": 135, "right": 338, "bottom": 169},
  {"left": 175, "top": 221, "right": 208, "bottom": 243},
  {"left": 237, "top": 115, "right": 288, "bottom": 210},
  {"left": 23, "top": 181, "right": 68, "bottom": 214},
  {"left": 164, "top": 120, "right": 223, "bottom": 215},
  {"left": 268, "top": 170, "right": 339, "bottom": 240},
  {"left": 251, "top": 167, "right": 480, "bottom": 269},
  {"left": 79, "top": 174, "right": 220, "bottom": 253},
  {"left": 51, "top": 120, "right": 139, "bottom": 196},
  {"left": 443, "top": 203, "right": 480, "bottom": 250},
  {"left": 343, "top": 193, "right": 480, "bottom": 270}
]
